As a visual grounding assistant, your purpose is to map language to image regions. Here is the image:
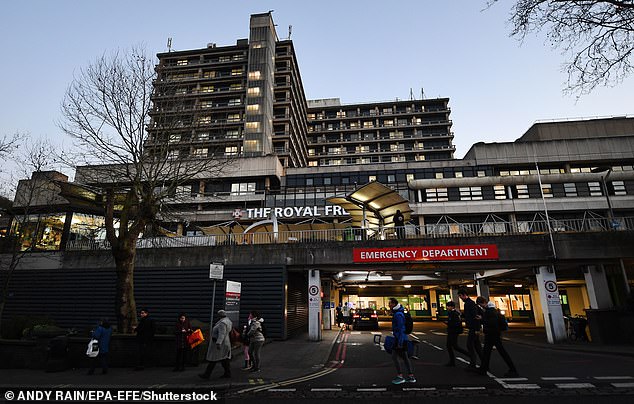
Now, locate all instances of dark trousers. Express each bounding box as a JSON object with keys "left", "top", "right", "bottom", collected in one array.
[
  {"left": 203, "top": 359, "right": 231, "bottom": 377},
  {"left": 88, "top": 352, "right": 108, "bottom": 374},
  {"left": 446, "top": 333, "right": 469, "bottom": 364},
  {"left": 175, "top": 348, "right": 188, "bottom": 370},
  {"left": 391, "top": 346, "right": 413, "bottom": 375},
  {"left": 481, "top": 333, "right": 517, "bottom": 373},
  {"left": 137, "top": 341, "right": 150, "bottom": 368},
  {"left": 466, "top": 328, "right": 483, "bottom": 366},
  {"left": 249, "top": 340, "right": 264, "bottom": 370}
]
